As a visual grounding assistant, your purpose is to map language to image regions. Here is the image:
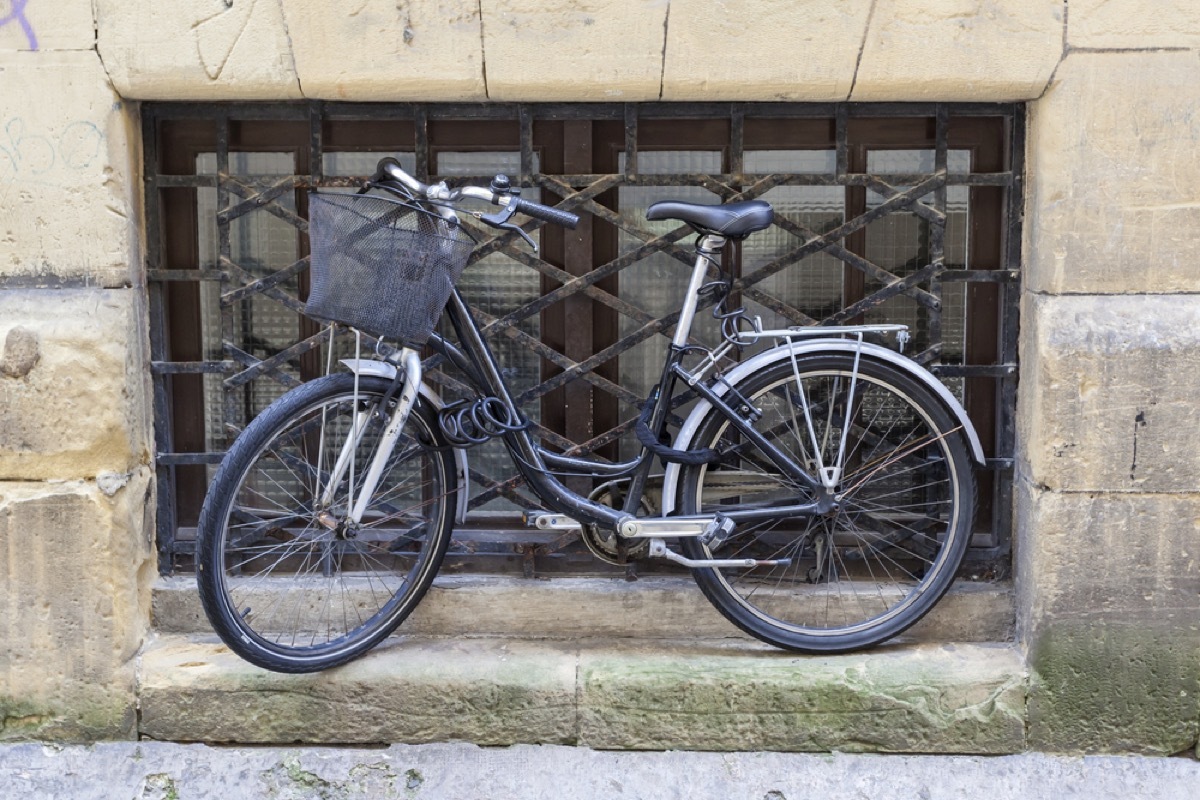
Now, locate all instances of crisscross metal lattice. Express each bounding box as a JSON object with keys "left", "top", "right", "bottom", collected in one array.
[{"left": 146, "top": 102, "right": 1021, "bottom": 577}]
